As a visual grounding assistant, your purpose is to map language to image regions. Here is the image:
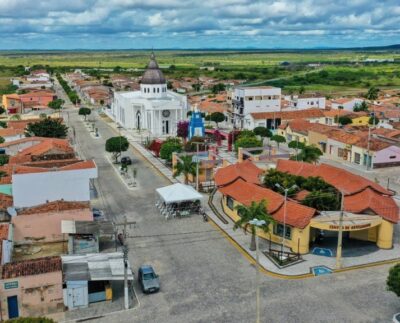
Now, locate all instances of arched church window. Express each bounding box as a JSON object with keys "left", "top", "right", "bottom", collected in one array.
[{"left": 157, "top": 88, "right": 160, "bottom": 93}]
